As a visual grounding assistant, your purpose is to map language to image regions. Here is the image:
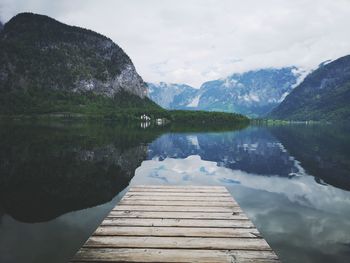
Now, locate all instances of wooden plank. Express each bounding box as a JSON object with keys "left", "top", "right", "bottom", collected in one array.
[
  {"left": 84, "top": 236, "right": 272, "bottom": 250},
  {"left": 101, "top": 218, "right": 253, "bottom": 228},
  {"left": 94, "top": 226, "right": 261, "bottom": 238},
  {"left": 129, "top": 188, "right": 228, "bottom": 193},
  {"left": 122, "top": 195, "right": 234, "bottom": 202},
  {"left": 128, "top": 189, "right": 228, "bottom": 194},
  {"left": 107, "top": 211, "right": 248, "bottom": 220},
  {"left": 119, "top": 200, "right": 238, "bottom": 207},
  {"left": 125, "top": 192, "right": 232, "bottom": 197},
  {"left": 72, "top": 248, "right": 280, "bottom": 263},
  {"left": 113, "top": 205, "right": 241, "bottom": 213},
  {"left": 130, "top": 185, "right": 226, "bottom": 189}
]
